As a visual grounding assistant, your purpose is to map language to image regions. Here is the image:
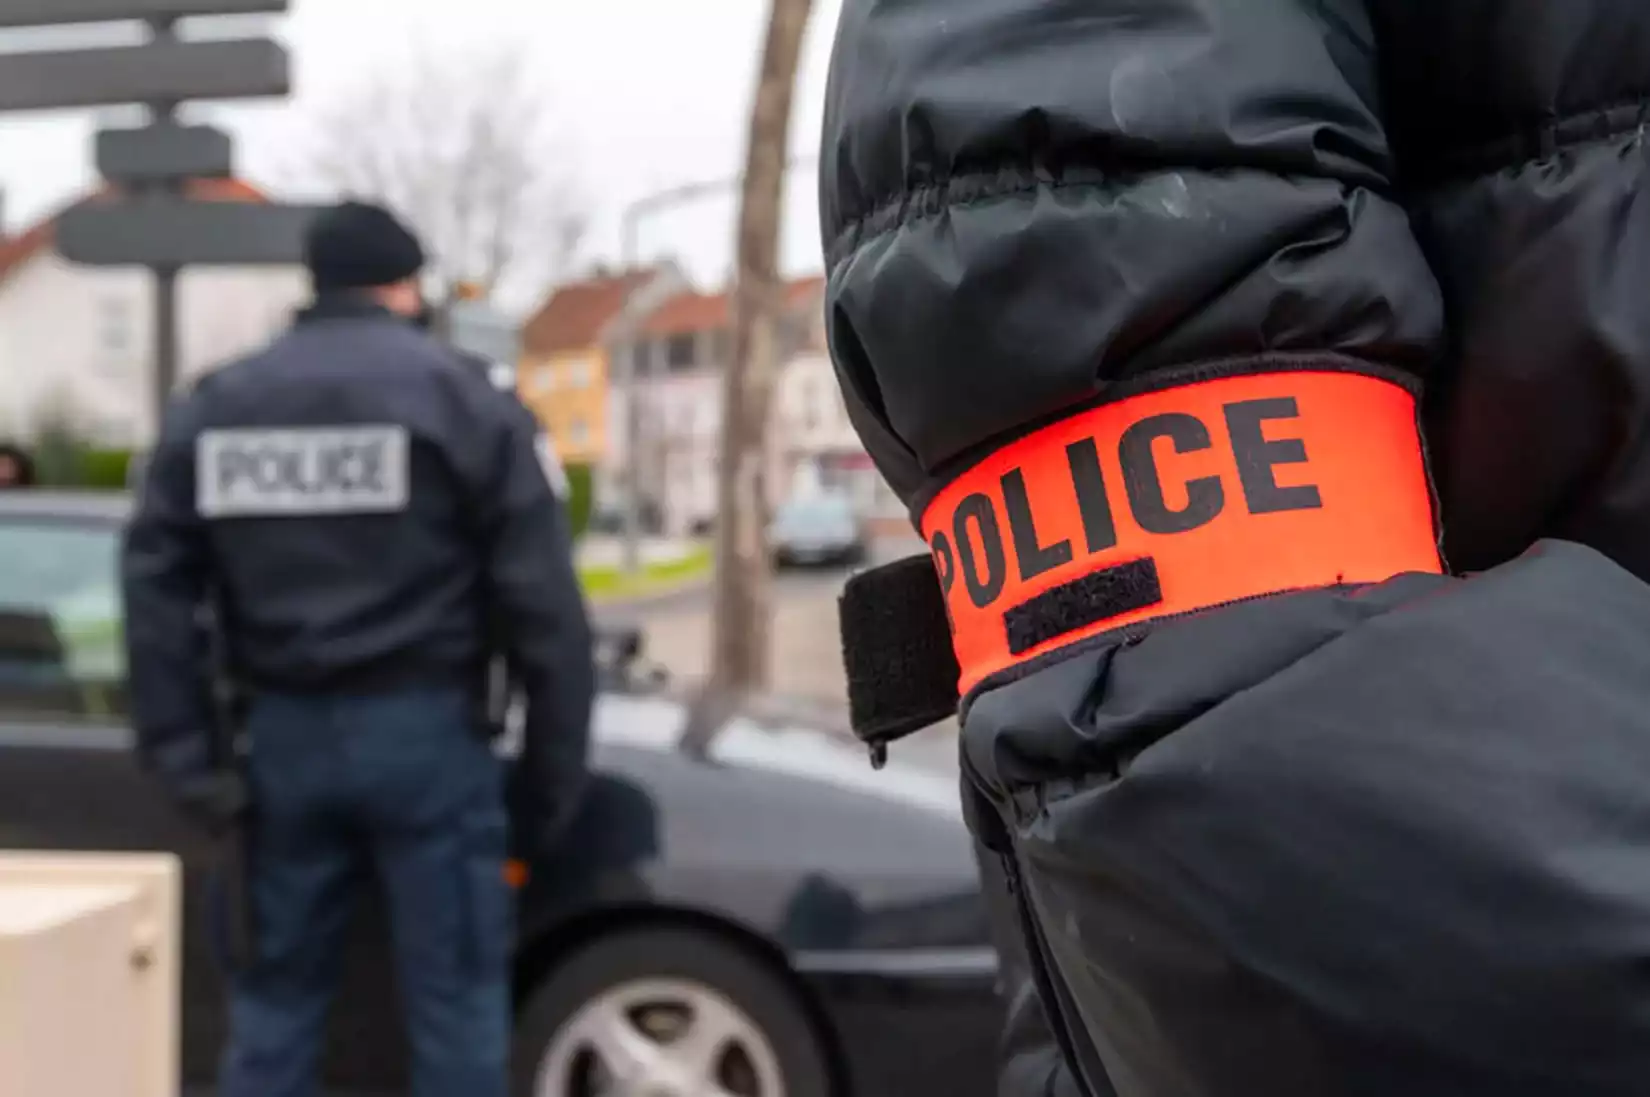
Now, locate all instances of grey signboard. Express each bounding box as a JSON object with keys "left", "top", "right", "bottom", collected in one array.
[
  {"left": 97, "top": 124, "right": 233, "bottom": 183},
  {"left": 448, "top": 299, "right": 523, "bottom": 372},
  {"left": 0, "top": 0, "right": 287, "bottom": 26},
  {"left": 0, "top": 38, "right": 286, "bottom": 112},
  {"left": 57, "top": 199, "right": 322, "bottom": 267}
]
